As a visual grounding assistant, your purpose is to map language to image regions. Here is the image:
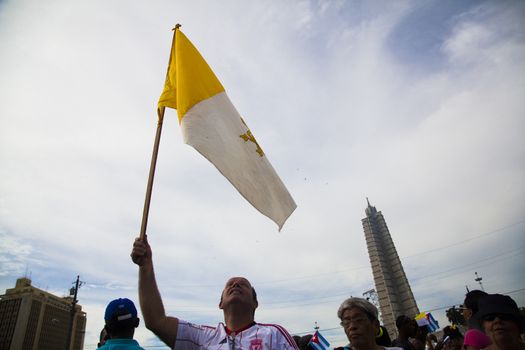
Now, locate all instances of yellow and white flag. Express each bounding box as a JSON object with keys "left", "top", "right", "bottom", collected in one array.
[{"left": 158, "top": 28, "right": 296, "bottom": 230}]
